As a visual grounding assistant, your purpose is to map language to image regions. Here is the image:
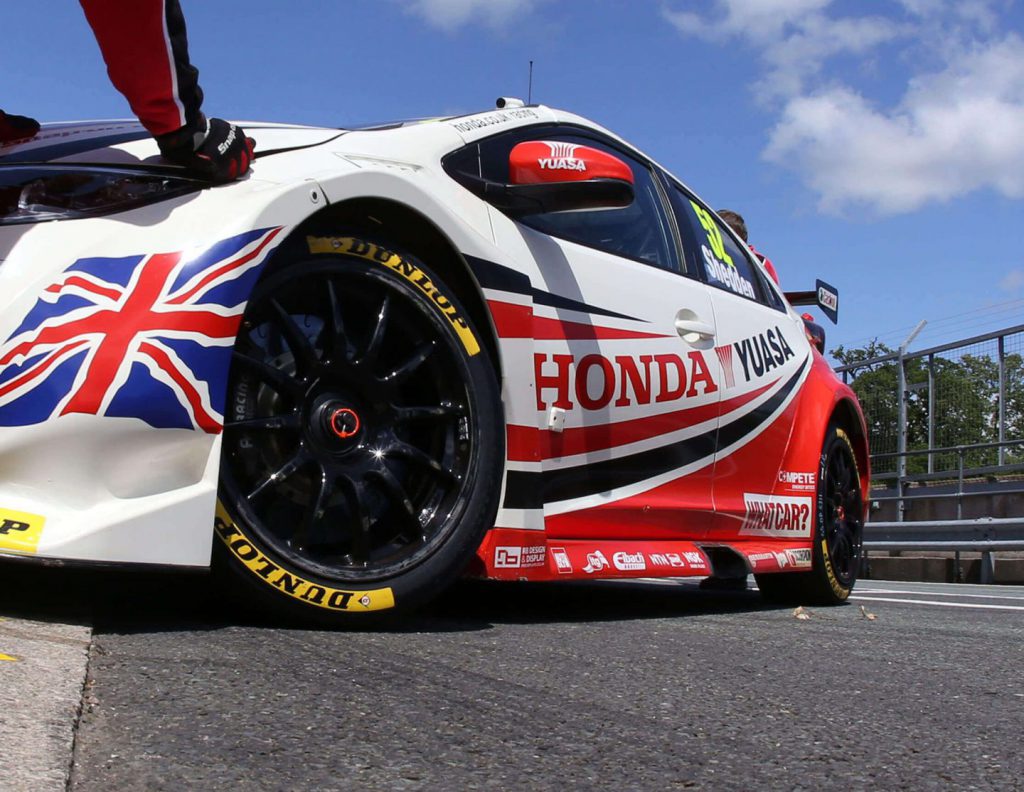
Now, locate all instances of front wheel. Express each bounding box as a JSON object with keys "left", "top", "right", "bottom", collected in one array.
[
  {"left": 755, "top": 424, "right": 864, "bottom": 605},
  {"left": 214, "top": 234, "right": 504, "bottom": 623}
]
